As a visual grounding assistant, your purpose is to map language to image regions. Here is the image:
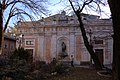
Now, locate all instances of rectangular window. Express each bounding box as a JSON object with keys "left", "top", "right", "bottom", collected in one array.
[
  {"left": 26, "top": 41, "right": 34, "bottom": 45},
  {"left": 10, "top": 45, "right": 13, "bottom": 49},
  {"left": 94, "top": 40, "right": 103, "bottom": 44}
]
